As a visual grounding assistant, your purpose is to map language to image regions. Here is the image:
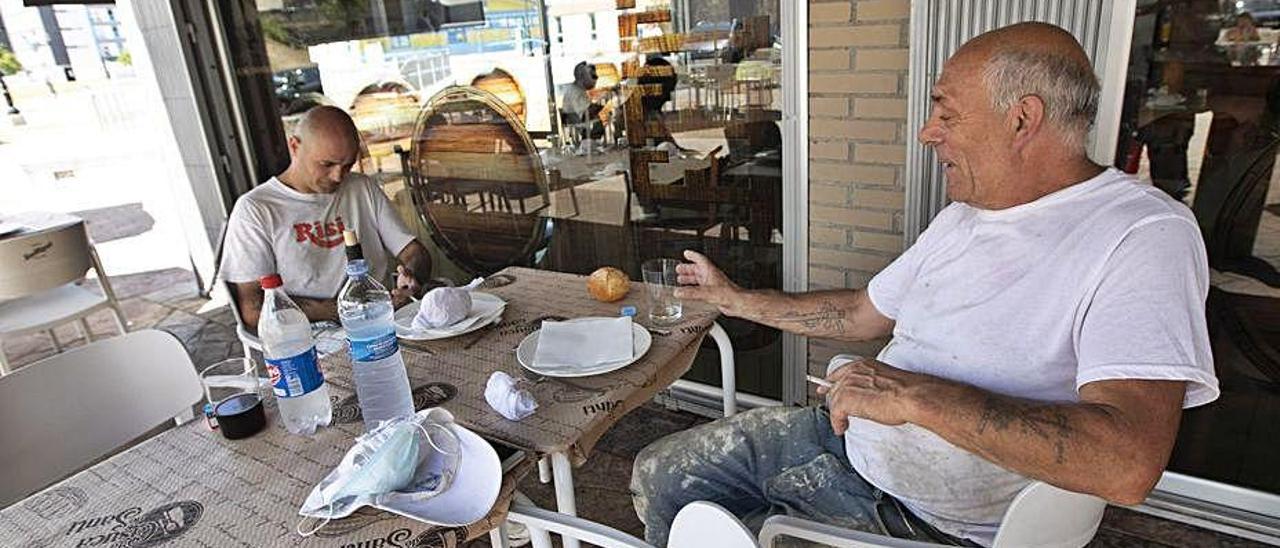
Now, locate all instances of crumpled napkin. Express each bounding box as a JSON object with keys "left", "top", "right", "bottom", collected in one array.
[
  {"left": 413, "top": 278, "right": 483, "bottom": 330},
  {"left": 484, "top": 371, "right": 537, "bottom": 421}
]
